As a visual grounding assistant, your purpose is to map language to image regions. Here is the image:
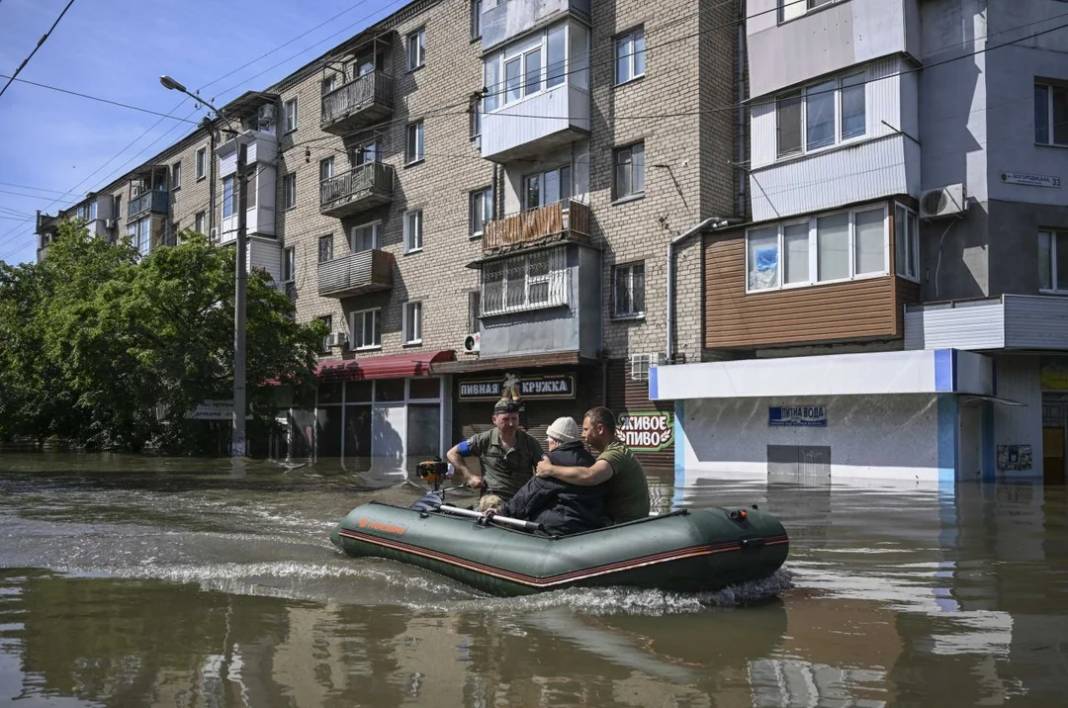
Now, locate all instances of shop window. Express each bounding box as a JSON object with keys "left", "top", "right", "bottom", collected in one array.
[
  {"left": 375, "top": 379, "right": 406, "bottom": 402},
  {"left": 318, "top": 381, "right": 344, "bottom": 404},
  {"left": 346, "top": 380, "right": 373, "bottom": 402},
  {"left": 406, "top": 403, "right": 441, "bottom": 474},
  {"left": 409, "top": 378, "right": 440, "bottom": 400}
]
